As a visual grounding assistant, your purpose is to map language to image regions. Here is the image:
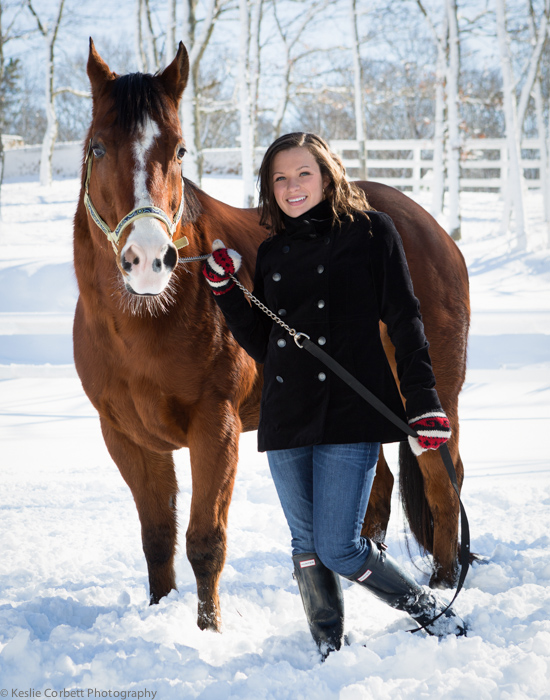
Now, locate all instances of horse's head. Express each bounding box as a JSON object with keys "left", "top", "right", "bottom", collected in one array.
[{"left": 84, "top": 39, "right": 189, "bottom": 304}]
